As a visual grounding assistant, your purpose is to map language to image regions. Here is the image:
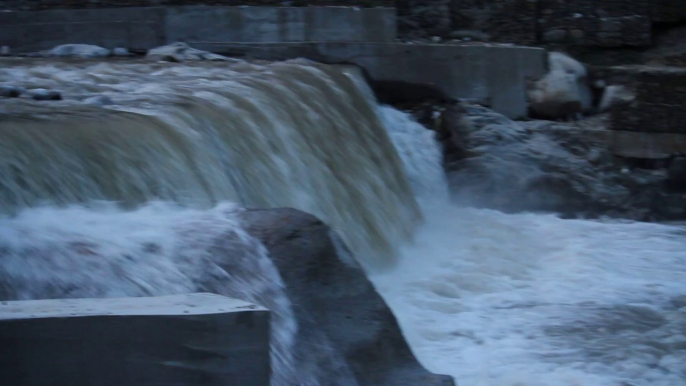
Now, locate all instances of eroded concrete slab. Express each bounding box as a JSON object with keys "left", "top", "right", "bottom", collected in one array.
[{"left": 0, "top": 293, "right": 270, "bottom": 386}]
